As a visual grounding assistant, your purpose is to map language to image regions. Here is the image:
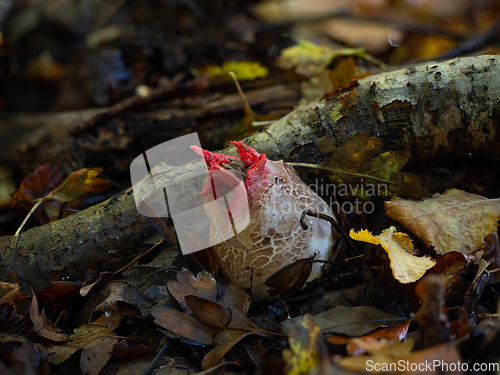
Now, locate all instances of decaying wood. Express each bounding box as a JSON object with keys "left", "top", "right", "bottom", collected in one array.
[{"left": 1, "top": 55, "right": 499, "bottom": 292}]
